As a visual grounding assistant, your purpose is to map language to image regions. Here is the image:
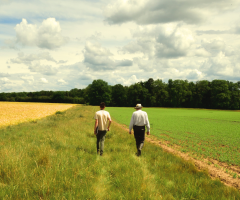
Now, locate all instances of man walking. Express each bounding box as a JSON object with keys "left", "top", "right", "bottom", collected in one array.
[
  {"left": 94, "top": 102, "right": 112, "bottom": 156},
  {"left": 129, "top": 104, "right": 150, "bottom": 156}
]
